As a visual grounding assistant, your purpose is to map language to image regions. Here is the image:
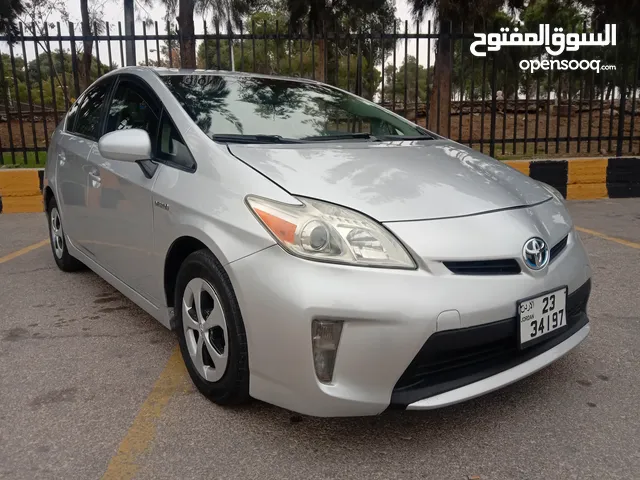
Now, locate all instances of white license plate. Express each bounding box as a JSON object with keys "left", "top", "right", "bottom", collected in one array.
[{"left": 518, "top": 287, "right": 568, "bottom": 347}]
